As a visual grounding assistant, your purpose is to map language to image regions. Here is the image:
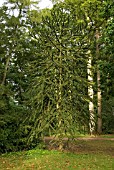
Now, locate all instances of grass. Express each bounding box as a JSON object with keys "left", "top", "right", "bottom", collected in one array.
[
  {"left": 0, "top": 140, "right": 114, "bottom": 170},
  {"left": 71, "top": 133, "right": 114, "bottom": 139},
  {"left": 53, "top": 132, "right": 114, "bottom": 139},
  {"left": 100, "top": 134, "right": 114, "bottom": 138}
]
